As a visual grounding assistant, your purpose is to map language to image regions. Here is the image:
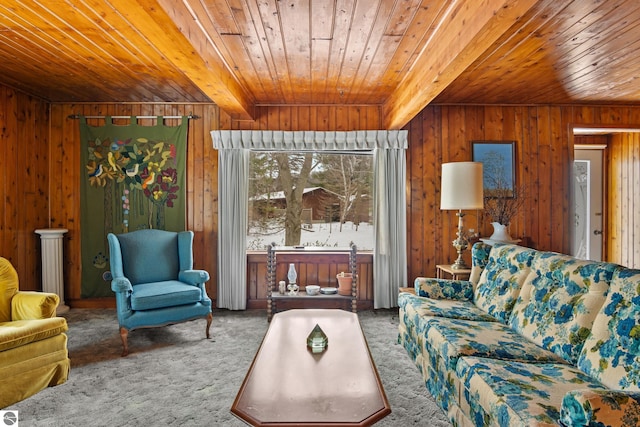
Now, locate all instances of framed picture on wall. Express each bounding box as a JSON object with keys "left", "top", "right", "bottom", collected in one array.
[{"left": 472, "top": 141, "right": 515, "bottom": 197}]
